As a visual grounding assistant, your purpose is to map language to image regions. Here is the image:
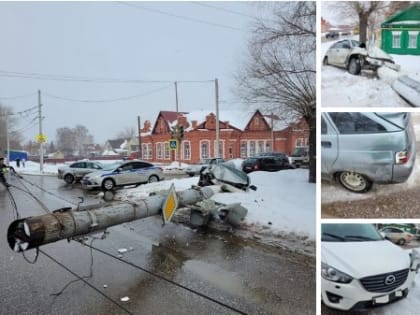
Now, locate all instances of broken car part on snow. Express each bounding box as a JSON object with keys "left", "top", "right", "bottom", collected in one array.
[{"left": 7, "top": 164, "right": 250, "bottom": 252}]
